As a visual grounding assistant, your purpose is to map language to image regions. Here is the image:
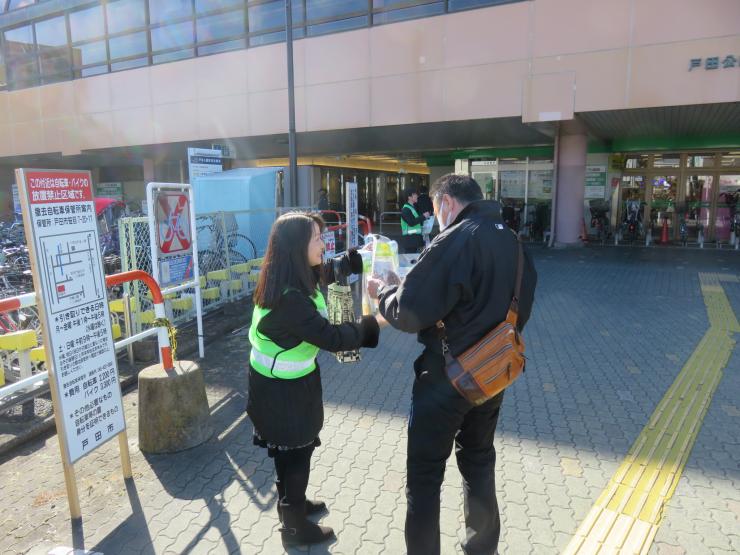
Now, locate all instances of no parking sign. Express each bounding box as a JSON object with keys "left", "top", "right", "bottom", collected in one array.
[{"left": 155, "top": 192, "right": 192, "bottom": 255}]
